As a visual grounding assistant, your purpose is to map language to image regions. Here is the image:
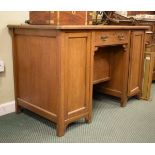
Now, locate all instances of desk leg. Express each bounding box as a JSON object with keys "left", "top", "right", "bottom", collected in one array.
[
  {"left": 85, "top": 114, "right": 92, "bottom": 123},
  {"left": 135, "top": 92, "right": 141, "bottom": 100},
  {"left": 56, "top": 123, "right": 65, "bottom": 137},
  {"left": 16, "top": 103, "right": 22, "bottom": 114},
  {"left": 120, "top": 96, "right": 127, "bottom": 107}
]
